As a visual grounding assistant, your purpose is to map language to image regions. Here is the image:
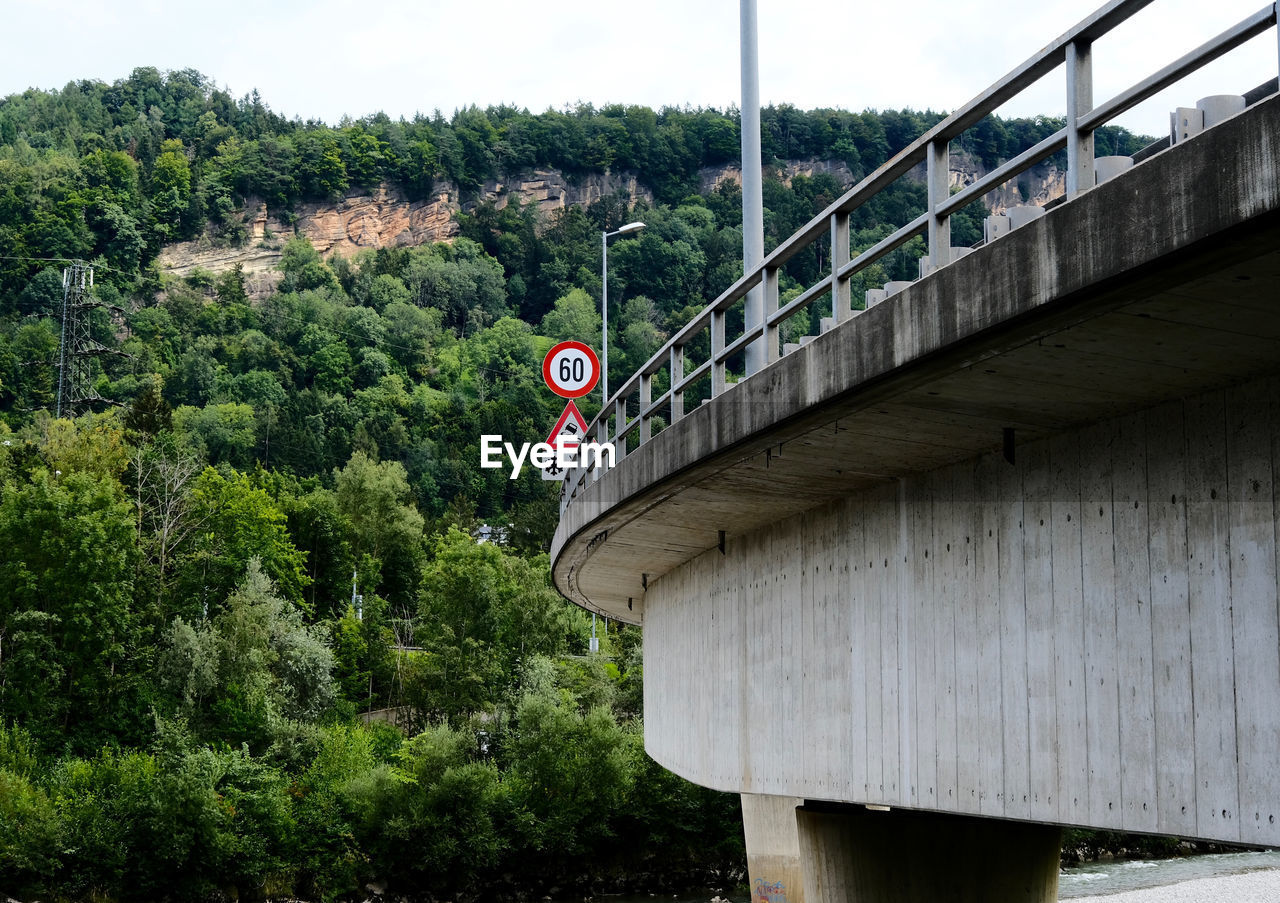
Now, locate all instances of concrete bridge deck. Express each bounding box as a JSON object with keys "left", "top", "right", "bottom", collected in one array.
[
  {"left": 553, "top": 92, "right": 1280, "bottom": 631},
  {"left": 550, "top": 12, "right": 1280, "bottom": 900}
]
